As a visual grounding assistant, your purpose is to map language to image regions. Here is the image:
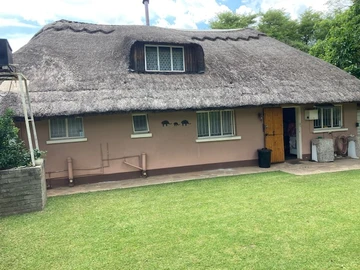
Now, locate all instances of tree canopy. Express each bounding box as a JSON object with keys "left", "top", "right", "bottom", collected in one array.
[
  {"left": 209, "top": 1, "right": 360, "bottom": 78},
  {"left": 310, "top": 0, "right": 360, "bottom": 78},
  {"left": 209, "top": 11, "right": 257, "bottom": 29}
]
